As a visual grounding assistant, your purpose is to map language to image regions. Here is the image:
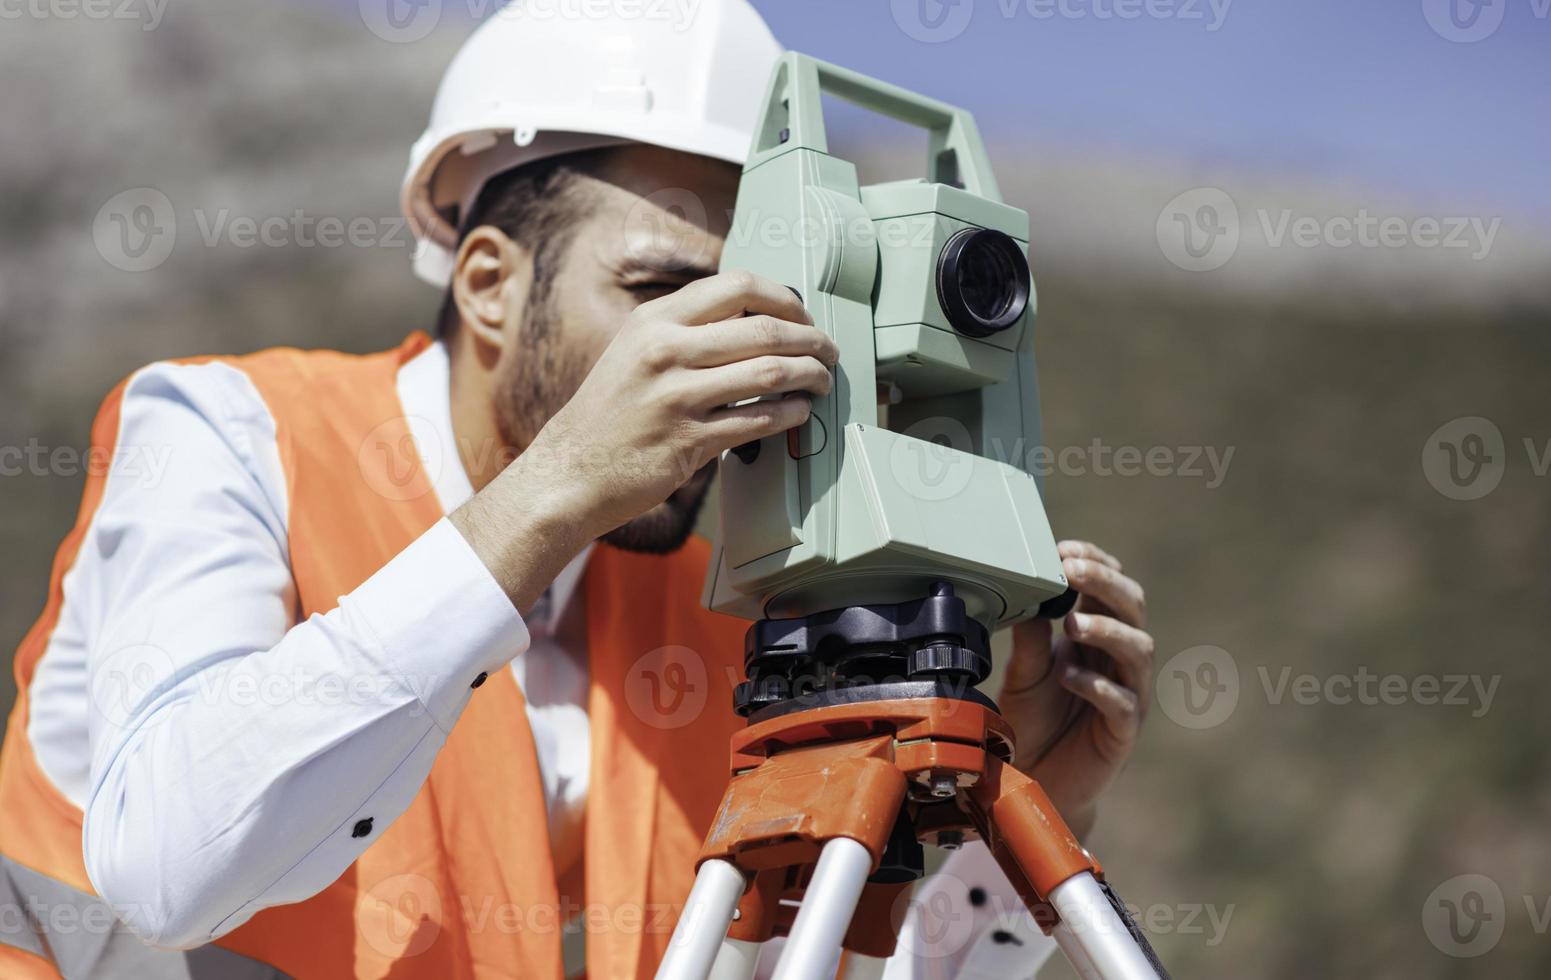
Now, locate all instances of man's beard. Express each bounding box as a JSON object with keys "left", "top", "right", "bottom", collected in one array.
[
  {"left": 599, "top": 463, "right": 714, "bottom": 554},
  {"left": 494, "top": 292, "right": 713, "bottom": 555}
]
